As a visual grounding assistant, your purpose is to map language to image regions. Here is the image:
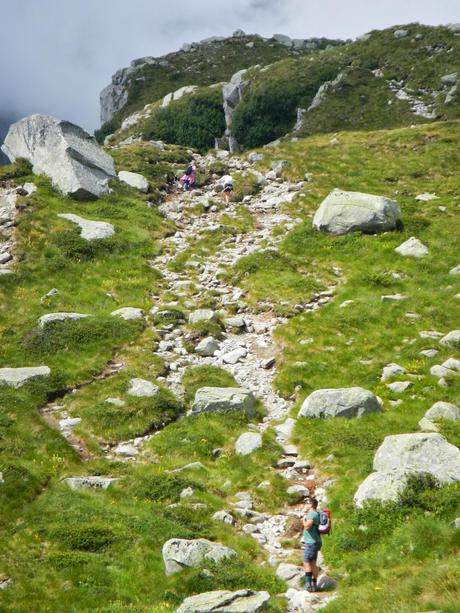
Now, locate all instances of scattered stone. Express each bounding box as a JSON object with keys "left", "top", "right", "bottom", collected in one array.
[
  {"left": 212, "top": 510, "right": 235, "bottom": 525},
  {"left": 1, "top": 114, "right": 116, "bottom": 199},
  {"left": 235, "top": 432, "right": 262, "bottom": 455},
  {"left": 127, "top": 378, "right": 159, "bottom": 397},
  {"left": 317, "top": 574, "right": 338, "bottom": 590},
  {"left": 105, "top": 397, "right": 125, "bottom": 406},
  {"left": 298, "top": 387, "right": 382, "bottom": 419},
  {"left": 222, "top": 347, "right": 247, "bottom": 364},
  {"left": 261, "top": 358, "right": 276, "bottom": 369},
  {"left": 59, "top": 417, "right": 81, "bottom": 430},
  {"left": 176, "top": 589, "right": 270, "bottom": 613},
  {"left": 162, "top": 538, "right": 236, "bottom": 575},
  {"left": 188, "top": 309, "right": 217, "bottom": 324},
  {"left": 419, "top": 349, "right": 439, "bottom": 358},
  {"left": 58, "top": 213, "right": 114, "bottom": 240},
  {"left": 419, "top": 330, "right": 443, "bottom": 339},
  {"left": 430, "top": 364, "right": 457, "bottom": 379},
  {"left": 276, "top": 563, "right": 304, "bottom": 587},
  {"left": 312, "top": 189, "right": 401, "bottom": 235},
  {"left": 40, "top": 288, "right": 59, "bottom": 304},
  {"left": 418, "top": 417, "right": 438, "bottom": 432},
  {"left": 0, "top": 366, "right": 50, "bottom": 388},
  {"left": 195, "top": 336, "right": 219, "bottom": 356},
  {"left": 180, "top": 487, "right": 194, "bottom": 498},
  {"left": 442, "top": 358, "right": 460, "bottom": 373},
  {"left": 449, "top": 264, "right": 460, "bottom": 276},
  {"left": 381, "top": 294, "right": 406, "bottom": 302},
  {"left": 0, "top": 577, "right": 12, "bottom": 590},
  {"left": 381, "top": 363, "right": 406, "bottom": 382},
  {"left": 114, "top": 444, "right": 138, "bottom": 457},
  {"left": 339, "top": 300, "right": 354, "bottom": 308},
  {"left": 395, "top": 236, "right": 428, "bottom": 258},
  {"left": 111, "top": 307, "right": 144, "bottom": 320},
  {"left": 424, "top": 401, "right": 460, "bottom": 422},
  {"left": 118, "top": 170, "right": 149, "bottom": 192},
  {"left": 450, "top": 518, "right": 460, "bottom": 528},
  {"left": 394, "top": 29, "right": 408, "bottom": 38},
  {"left": 38, "top": 312, "right": 89, "bottom": 327},
  {"left": 275, "top": 418, "right": 297, "bottom": 438},
  {"left": 386, "top": 381, "right": 413, "bottom": 393},
  {"left": 415, "top": 193, "right": 439, "bottom": 201},
  {"left": 224, "top": 316, "right": 246, "bottom": 330},
  {"left": 190, "top": 387, "right": 256, "bottom": 417},
  {"left": 63, "top": 476, "right": 118, "bottom": 490},
  {"left": 439, "top": 330, "right": 460, "bottom": 349},
  {"left": 287, "top": 484, "right": 309, "bottom": 501}
]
